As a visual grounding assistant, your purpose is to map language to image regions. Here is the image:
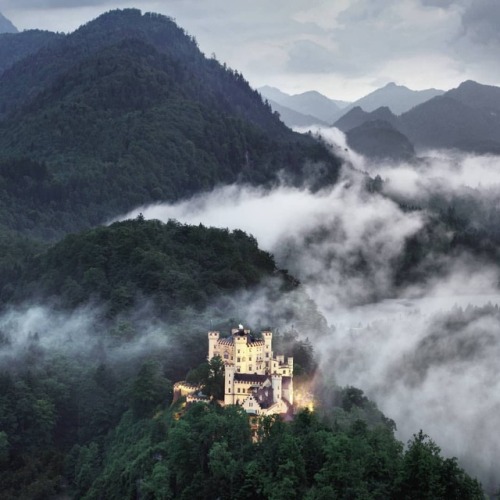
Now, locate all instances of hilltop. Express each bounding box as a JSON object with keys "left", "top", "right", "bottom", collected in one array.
[{"left": 0, "top": 9, "right": 340, "bottom": 239}]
